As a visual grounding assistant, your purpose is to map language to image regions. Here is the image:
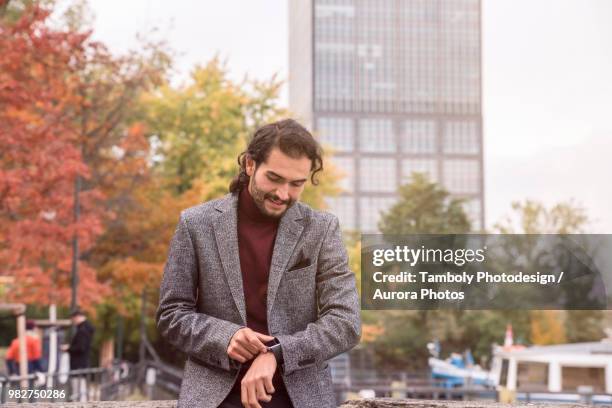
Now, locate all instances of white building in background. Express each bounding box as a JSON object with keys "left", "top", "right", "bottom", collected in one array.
[
  {"left": 492, "top": 341, "right": 612, "bottom": 395},
  {"left": 289, "top": 0, "right": 485, "bottom": 232}
]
